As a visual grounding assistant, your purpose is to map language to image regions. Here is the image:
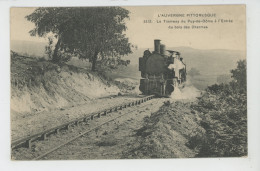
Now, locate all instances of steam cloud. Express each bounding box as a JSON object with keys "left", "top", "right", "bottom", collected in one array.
[{"left": 170, "top": 80, "right": 201, "bottom": 101}]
